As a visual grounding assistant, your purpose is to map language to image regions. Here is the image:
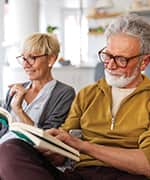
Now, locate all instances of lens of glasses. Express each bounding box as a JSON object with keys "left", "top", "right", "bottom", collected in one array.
[
  {"left": 16, "top": 56, "right": 35, "bottom": 65},
  {"left": 99, "top": 52, "right": 128, "bottom": 68},
  {"left": 100, "top": 53, "right": 111, "bottom": 62},
  {"left": 115, "top": 56, "right": 127, "bottom": 67},
  {"left": 16, "top": 56, "right": 23, "bottom": 65}
]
